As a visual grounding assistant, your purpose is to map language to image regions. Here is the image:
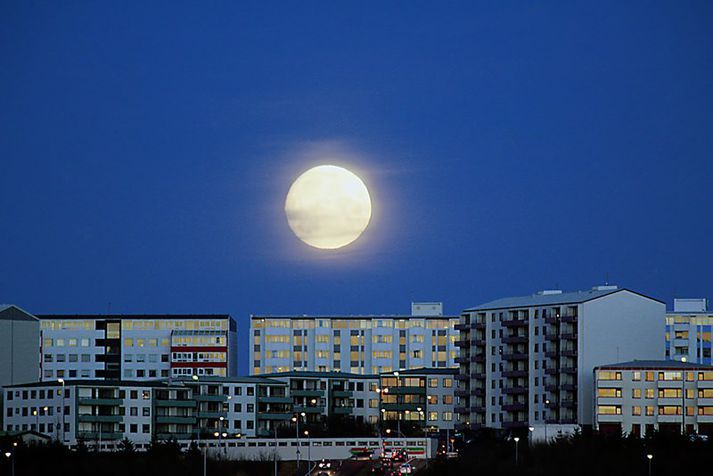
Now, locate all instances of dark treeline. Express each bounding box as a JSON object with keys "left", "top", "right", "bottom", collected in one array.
[
  {"left": 425, "top": 429, "right": 713, "bottom": 475},
  {"left": 0, "top": 439, "right": 282, "bottom": 476}
]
